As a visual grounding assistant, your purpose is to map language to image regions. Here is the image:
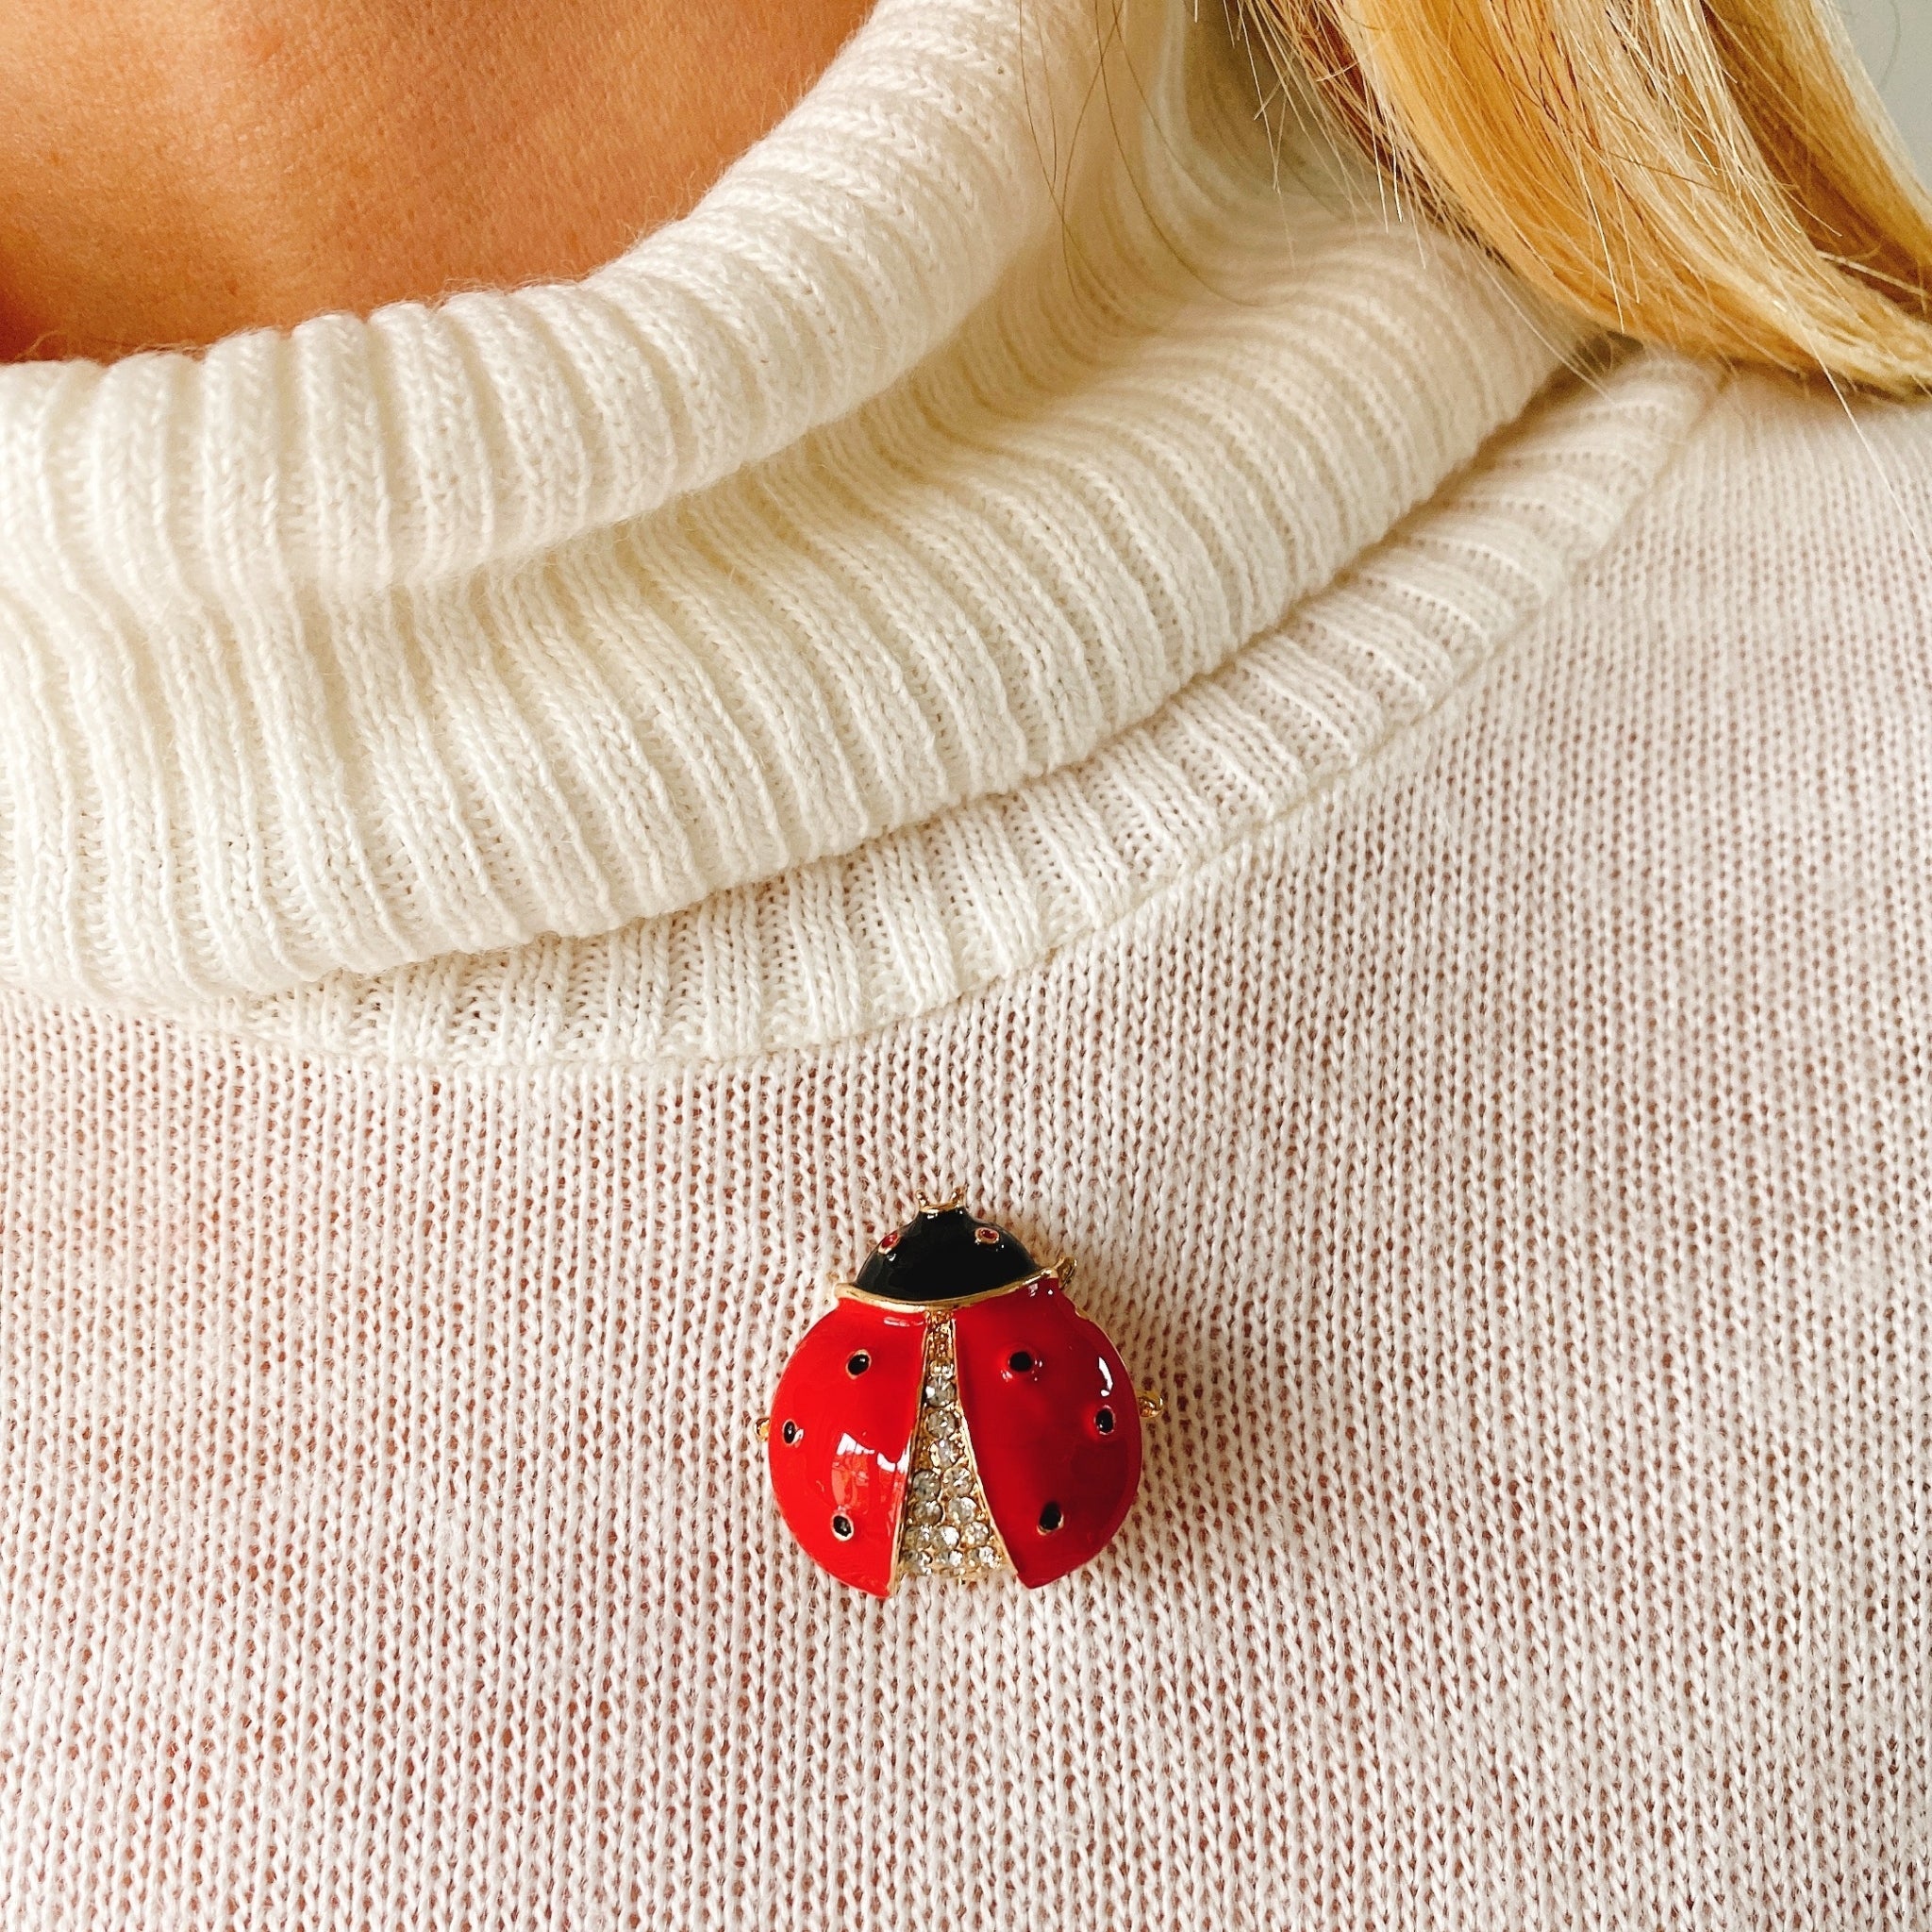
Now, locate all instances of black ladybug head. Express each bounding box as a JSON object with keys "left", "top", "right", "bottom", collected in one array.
[{"left": 852, "top": 1202, "right": 1040, "bottom": 1306}]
